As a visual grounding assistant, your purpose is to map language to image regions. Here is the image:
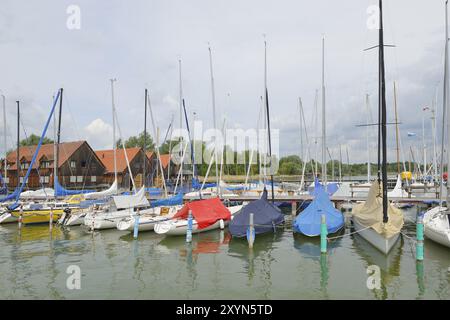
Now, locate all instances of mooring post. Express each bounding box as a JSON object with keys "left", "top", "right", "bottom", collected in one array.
[
  {"left": 416, "top": 213, "right": 424, "bottom": 261},
  {"left": 291, "top": 201, "right": 297, "bottom": 218},
  {"left": 320, "top": 214, "right": 327, "bottom": 254},
  {"left": 18, "top": 206, "right": 23, "bottom": 228},
  {"left": 133, "top": 208, "right": 140, "bottom": 239},
  {"left": 49, "top": 207, "right": 53, "bottom": 230},
  {"left": 186, "top": 209, "right": 193, "bottom": 243},
  {"left": 247, "top": 213, "right": 255, "bottom": 249}
]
